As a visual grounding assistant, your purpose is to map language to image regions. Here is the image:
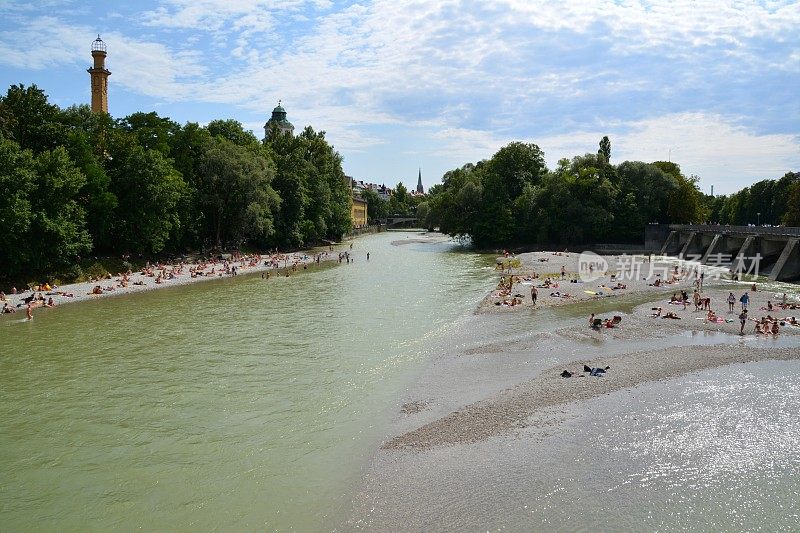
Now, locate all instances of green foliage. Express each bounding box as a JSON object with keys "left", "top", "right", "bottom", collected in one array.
[
  {"left": 206, "top": 119, "right": 260, "bottom": 147},
  {"left": 598, "top": 135, "right": 611, "bottom": 164},
  {"left": 427, "top": 139, "right": 738, "bottom": 247},
  {"left": 0, "top": 136, "right": 91, "bottom": 277},
  {"left": 265, "top": 126, "right": 351, "bottom": 247},
  {"left": 0, "top": 83, "right": 354, "bottom": 280},
  {"left": 719, "top": 172, "right": 800, "bottom": 225},
  {"left": 0, "top": 84, "right": 64, "bottom": 153},
  {"left": 196, "top": 136, "right": 280, "bottom": 248},
  {"left": 784, "top": 182, "right": 800, "bottom": 226},
  {"left": 107, "top": 145, "right": 188, "bottom": 254},
  {"left": 117, "top": 111, "right": 180, "bottom": 155},
  {"left": 360, "top": 187, "right": 388, "bottom": 222}
]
